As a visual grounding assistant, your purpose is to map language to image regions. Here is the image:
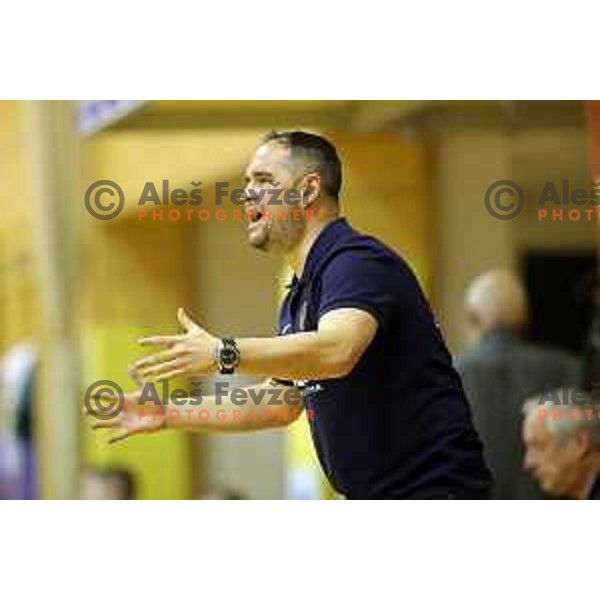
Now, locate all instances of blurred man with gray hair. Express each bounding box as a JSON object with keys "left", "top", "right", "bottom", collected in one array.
[
  {"left": 456, "top": 268, "right": 580, "bottom": 499},
  {"left": 522, "top": 388, "right": 600, "bottom": 499}
]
